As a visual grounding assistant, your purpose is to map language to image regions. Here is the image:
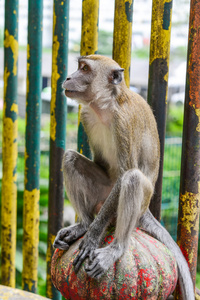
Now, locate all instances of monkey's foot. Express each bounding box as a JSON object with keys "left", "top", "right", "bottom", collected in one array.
[
  {"left": 85, "top": 242, "right": 124, "bottom": 279},
  {"left": 73, "top": 232, "right": 99, "bottom": 272},
  {"left": 53, "top": 223, "right": 87, "bottom": 250}
]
